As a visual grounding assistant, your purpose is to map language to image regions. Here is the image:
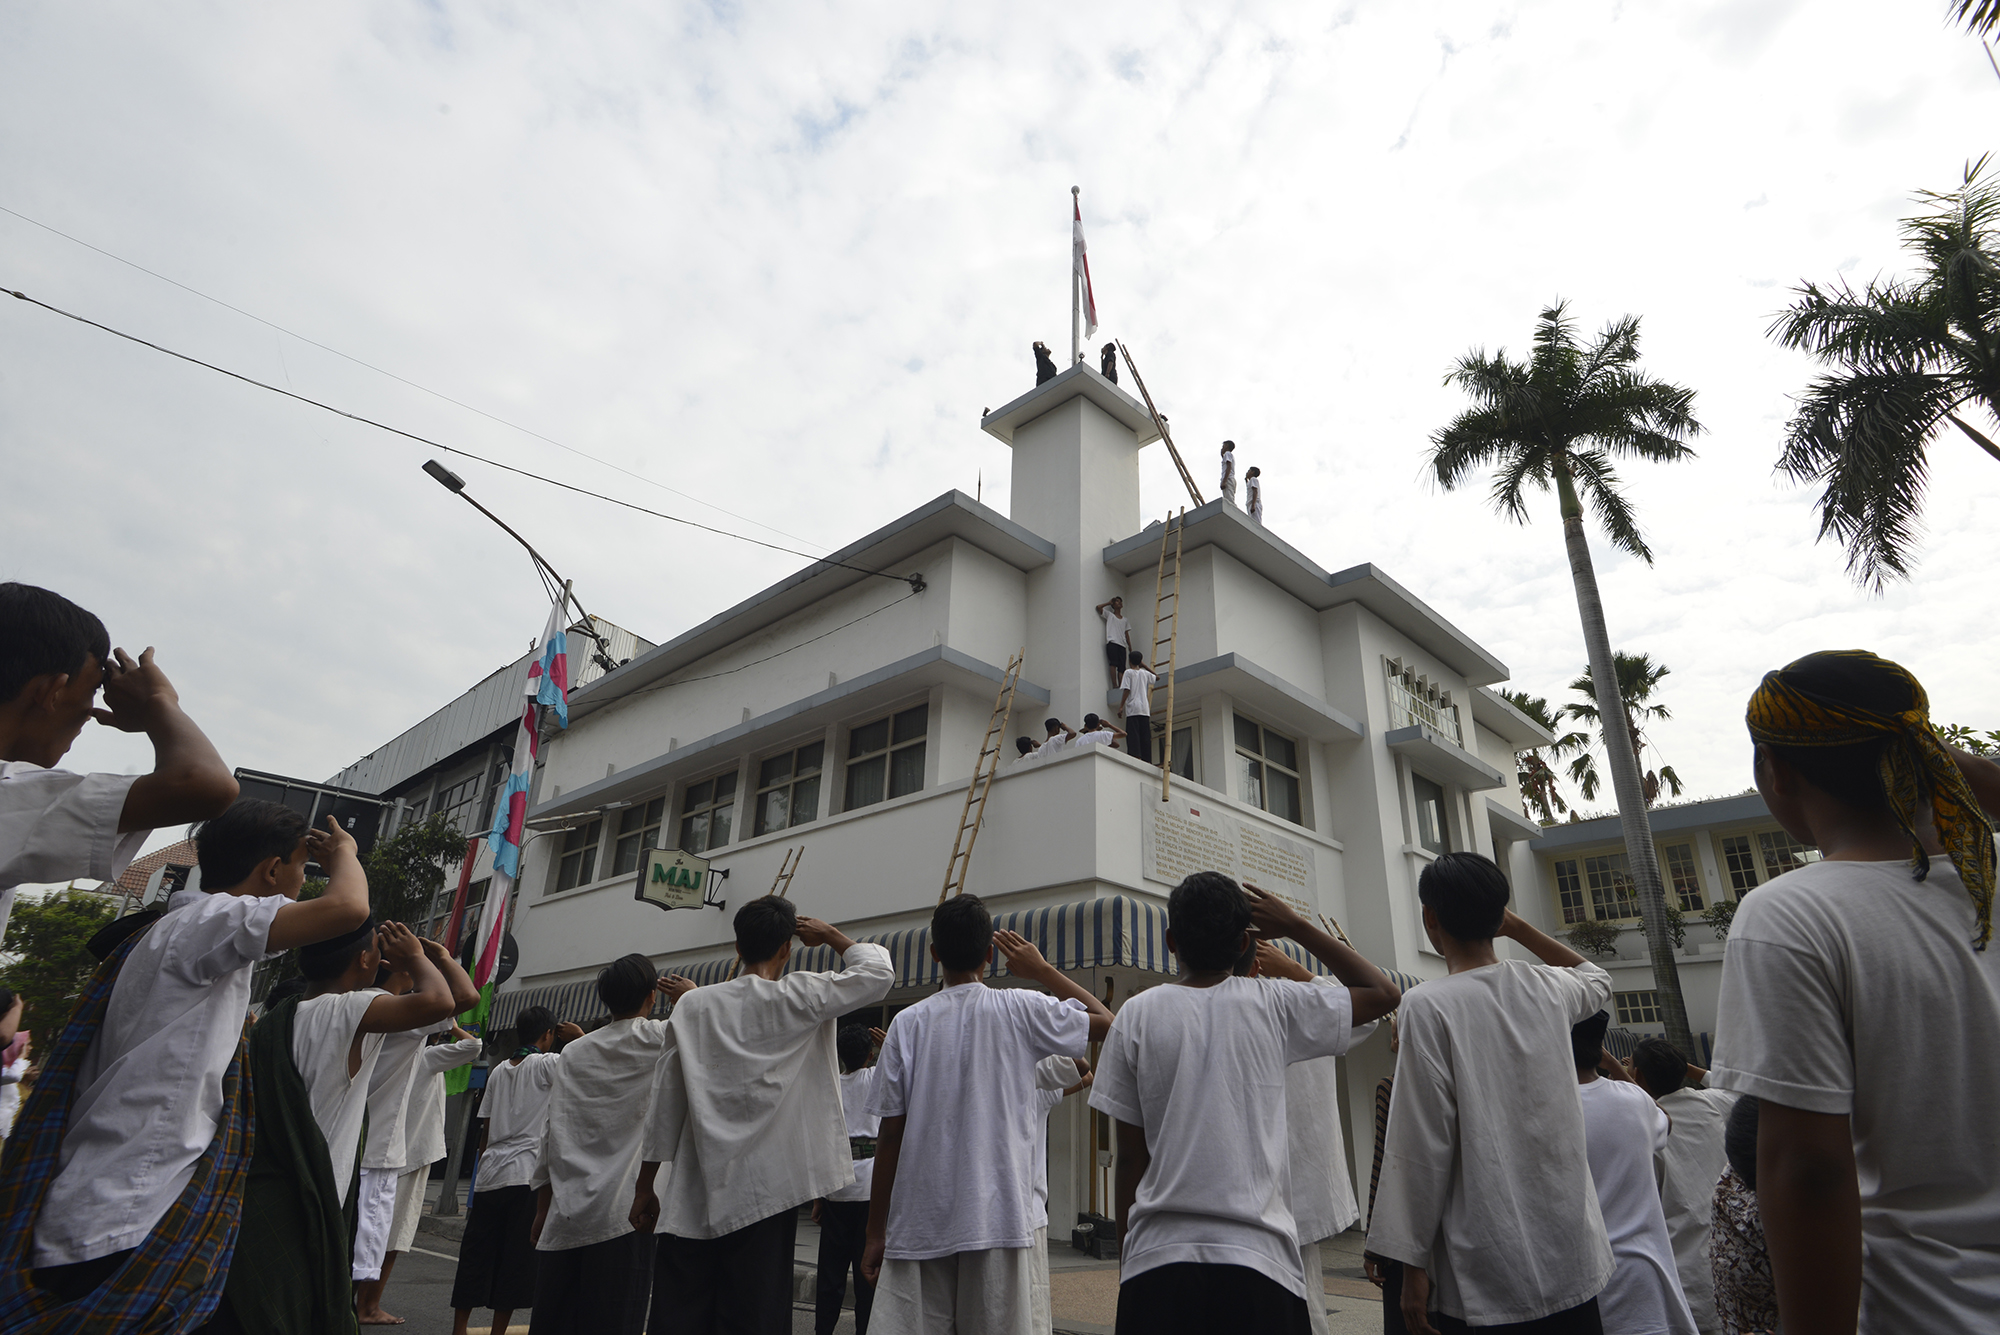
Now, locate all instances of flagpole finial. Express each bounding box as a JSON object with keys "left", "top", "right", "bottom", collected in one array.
[{"left": 1072, "top": 185, "right": 1079, "bottom": 195}]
